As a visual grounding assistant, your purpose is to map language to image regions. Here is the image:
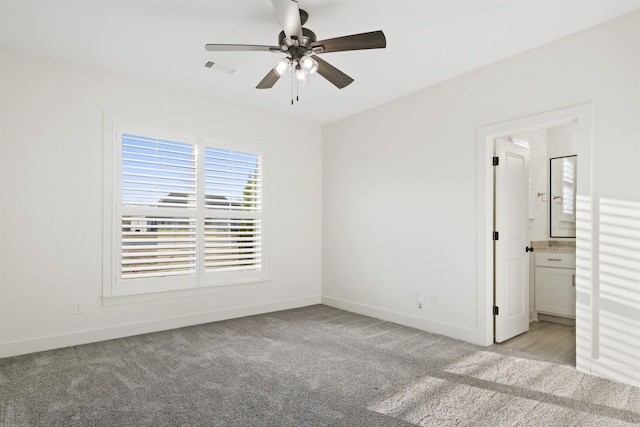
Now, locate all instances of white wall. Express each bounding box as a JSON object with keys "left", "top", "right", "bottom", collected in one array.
[
  {"left": 548, "top": 122, "right": 578, "bottom": 159},
  {"left": 0, "top": 47, "right": 323, "bottom": 357},
  {"left": 528, "top": 122, "right": 578, "bottom": 242},
  {"left": 322, "top": 11, "right": 640, "bottom": 387},
  {"left": 528, "top": 128, "right": 549, "bottom": 242}
]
